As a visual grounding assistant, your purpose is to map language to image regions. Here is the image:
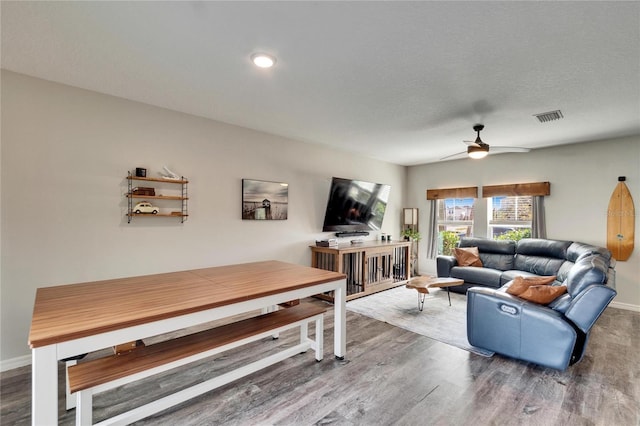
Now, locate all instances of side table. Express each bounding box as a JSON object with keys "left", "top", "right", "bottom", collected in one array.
[{"left": 405, "top": 276, "right": 464, "bottom": 311}]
